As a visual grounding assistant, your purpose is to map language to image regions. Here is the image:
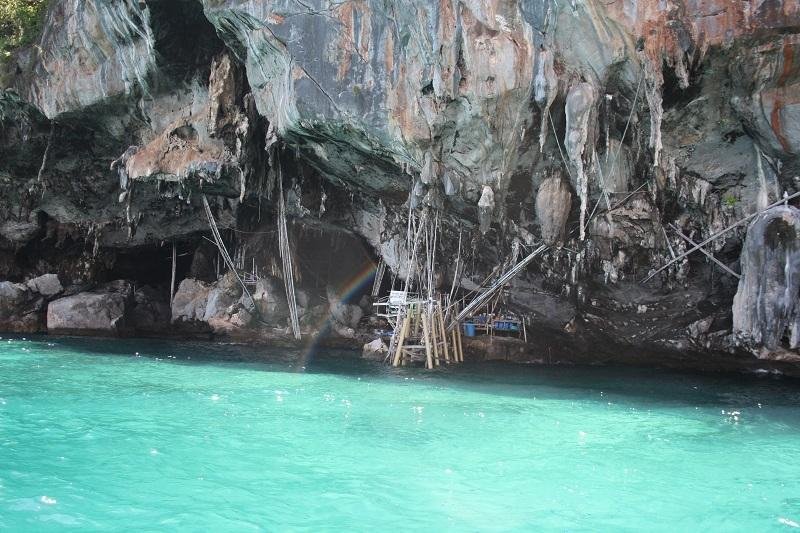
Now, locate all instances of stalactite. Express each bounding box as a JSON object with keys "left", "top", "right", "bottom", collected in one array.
[
  {"left": 534, "top": 47, "right": 557, "bottom": 150},
  {"left": 110, "top": 145, "right": 139, "bottom": 193},
  {"left": 642, "top": 60, "right": 664, "bottom": 168},
  {"left": 564, "top": 82, "right": 595, "bottom": 241},
  {"left": 477, "top": 186, "right": 495, "bottom": 234}
]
